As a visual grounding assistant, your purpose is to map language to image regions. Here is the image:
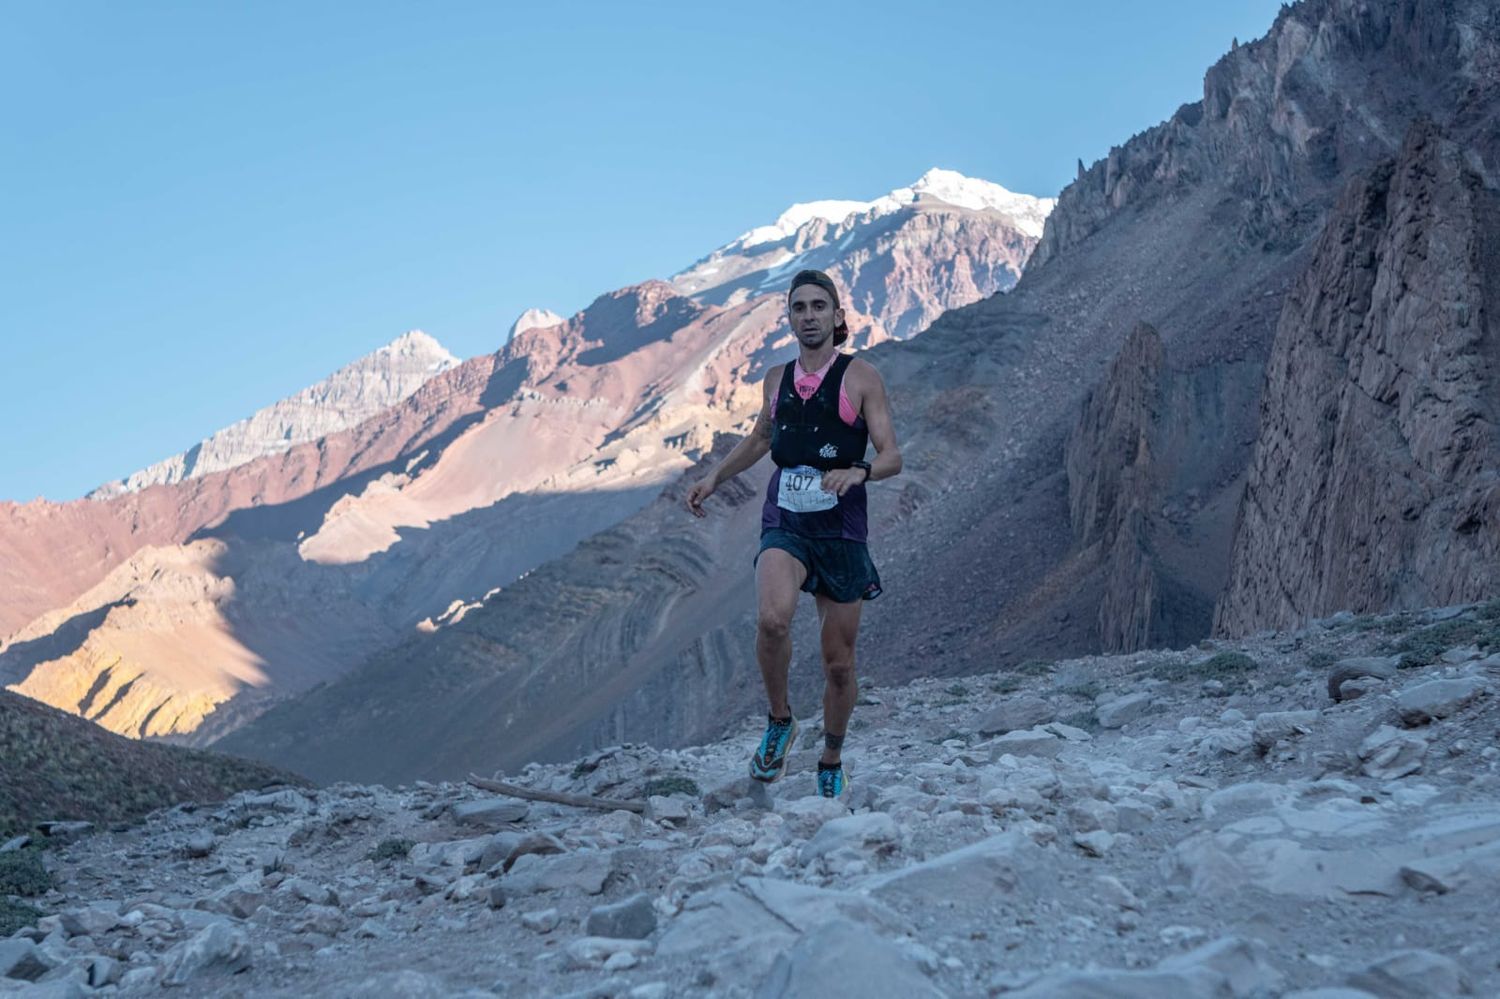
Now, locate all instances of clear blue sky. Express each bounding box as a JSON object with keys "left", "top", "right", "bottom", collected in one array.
[{"left": 2, "top": 0, "right": 1283, "bottom": 501}]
